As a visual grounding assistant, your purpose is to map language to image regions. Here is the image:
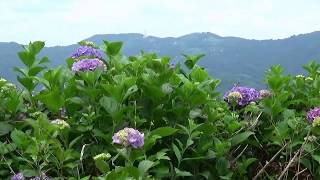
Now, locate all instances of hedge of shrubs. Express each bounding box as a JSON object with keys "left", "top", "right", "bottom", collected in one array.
[{"left": 1, "top": 40, "right": 320, "bottom": 179}]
